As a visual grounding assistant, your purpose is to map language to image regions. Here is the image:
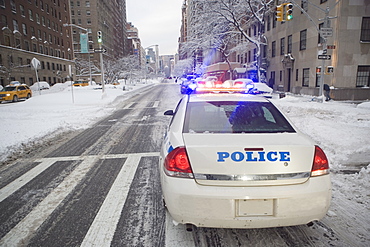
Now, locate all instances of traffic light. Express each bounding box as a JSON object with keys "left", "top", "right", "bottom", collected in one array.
[
  {"left": 286, "top": 3, "right": 293, "bottom": 21},
  {"left": 97, "top": 31, "right": 102, "bottom": 43},
  {"left": 316, "top": 67, "right": 321, "bottom": 74},
  {"left": 275, "top": 5, "right": 284, "bottom": 22}
]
